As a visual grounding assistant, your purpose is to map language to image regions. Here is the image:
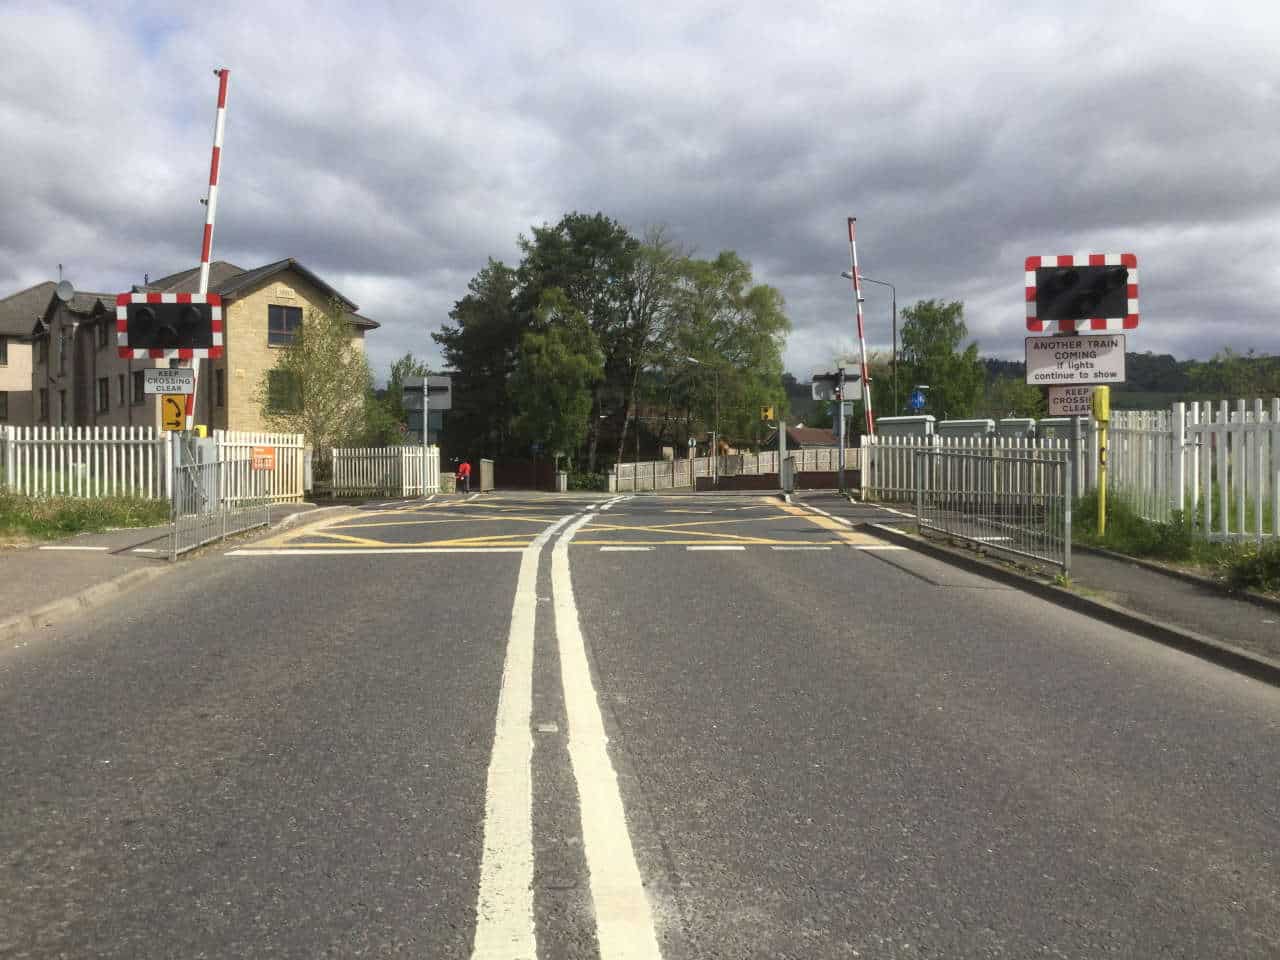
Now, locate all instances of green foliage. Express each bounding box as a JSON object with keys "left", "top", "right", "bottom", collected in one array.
[
  {"left": 437, "top": 213, "right": 791, "bottom": 467},
  {"left": 509, "top": 290, "right": 606, "bottom": 467},
  {"left": 1073, "top": 497, "right": 1198, "bottom": 560},
  {"left": 382, "top": 353, "right": 432, "bottom": 427},
  {"left": 433, "top": 260, "right": 522, "bottom": 457},
  {"left": 671, "top": 251, "right": 790, "bottom": 445},
  {"left": 257, "top": 297, "right": 378, "bottom": 449},
  {"left": 0, "top": 494, "right": 170, "bottom": 539},
  {"left": 1188, "top": 347, "right": 1280, "bottom": 399},
  {"left": 898, "top": 299, "right": 984, "bottom": 420},
  {"left": 979, "top": 376, "right": 1047, "bottom": 420},
  {"left": 1225, "top": 540, "right": 1280, "bottom": 592},
  {"left": 567, "top": 470, "right": 608, "bottom": 491}
]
